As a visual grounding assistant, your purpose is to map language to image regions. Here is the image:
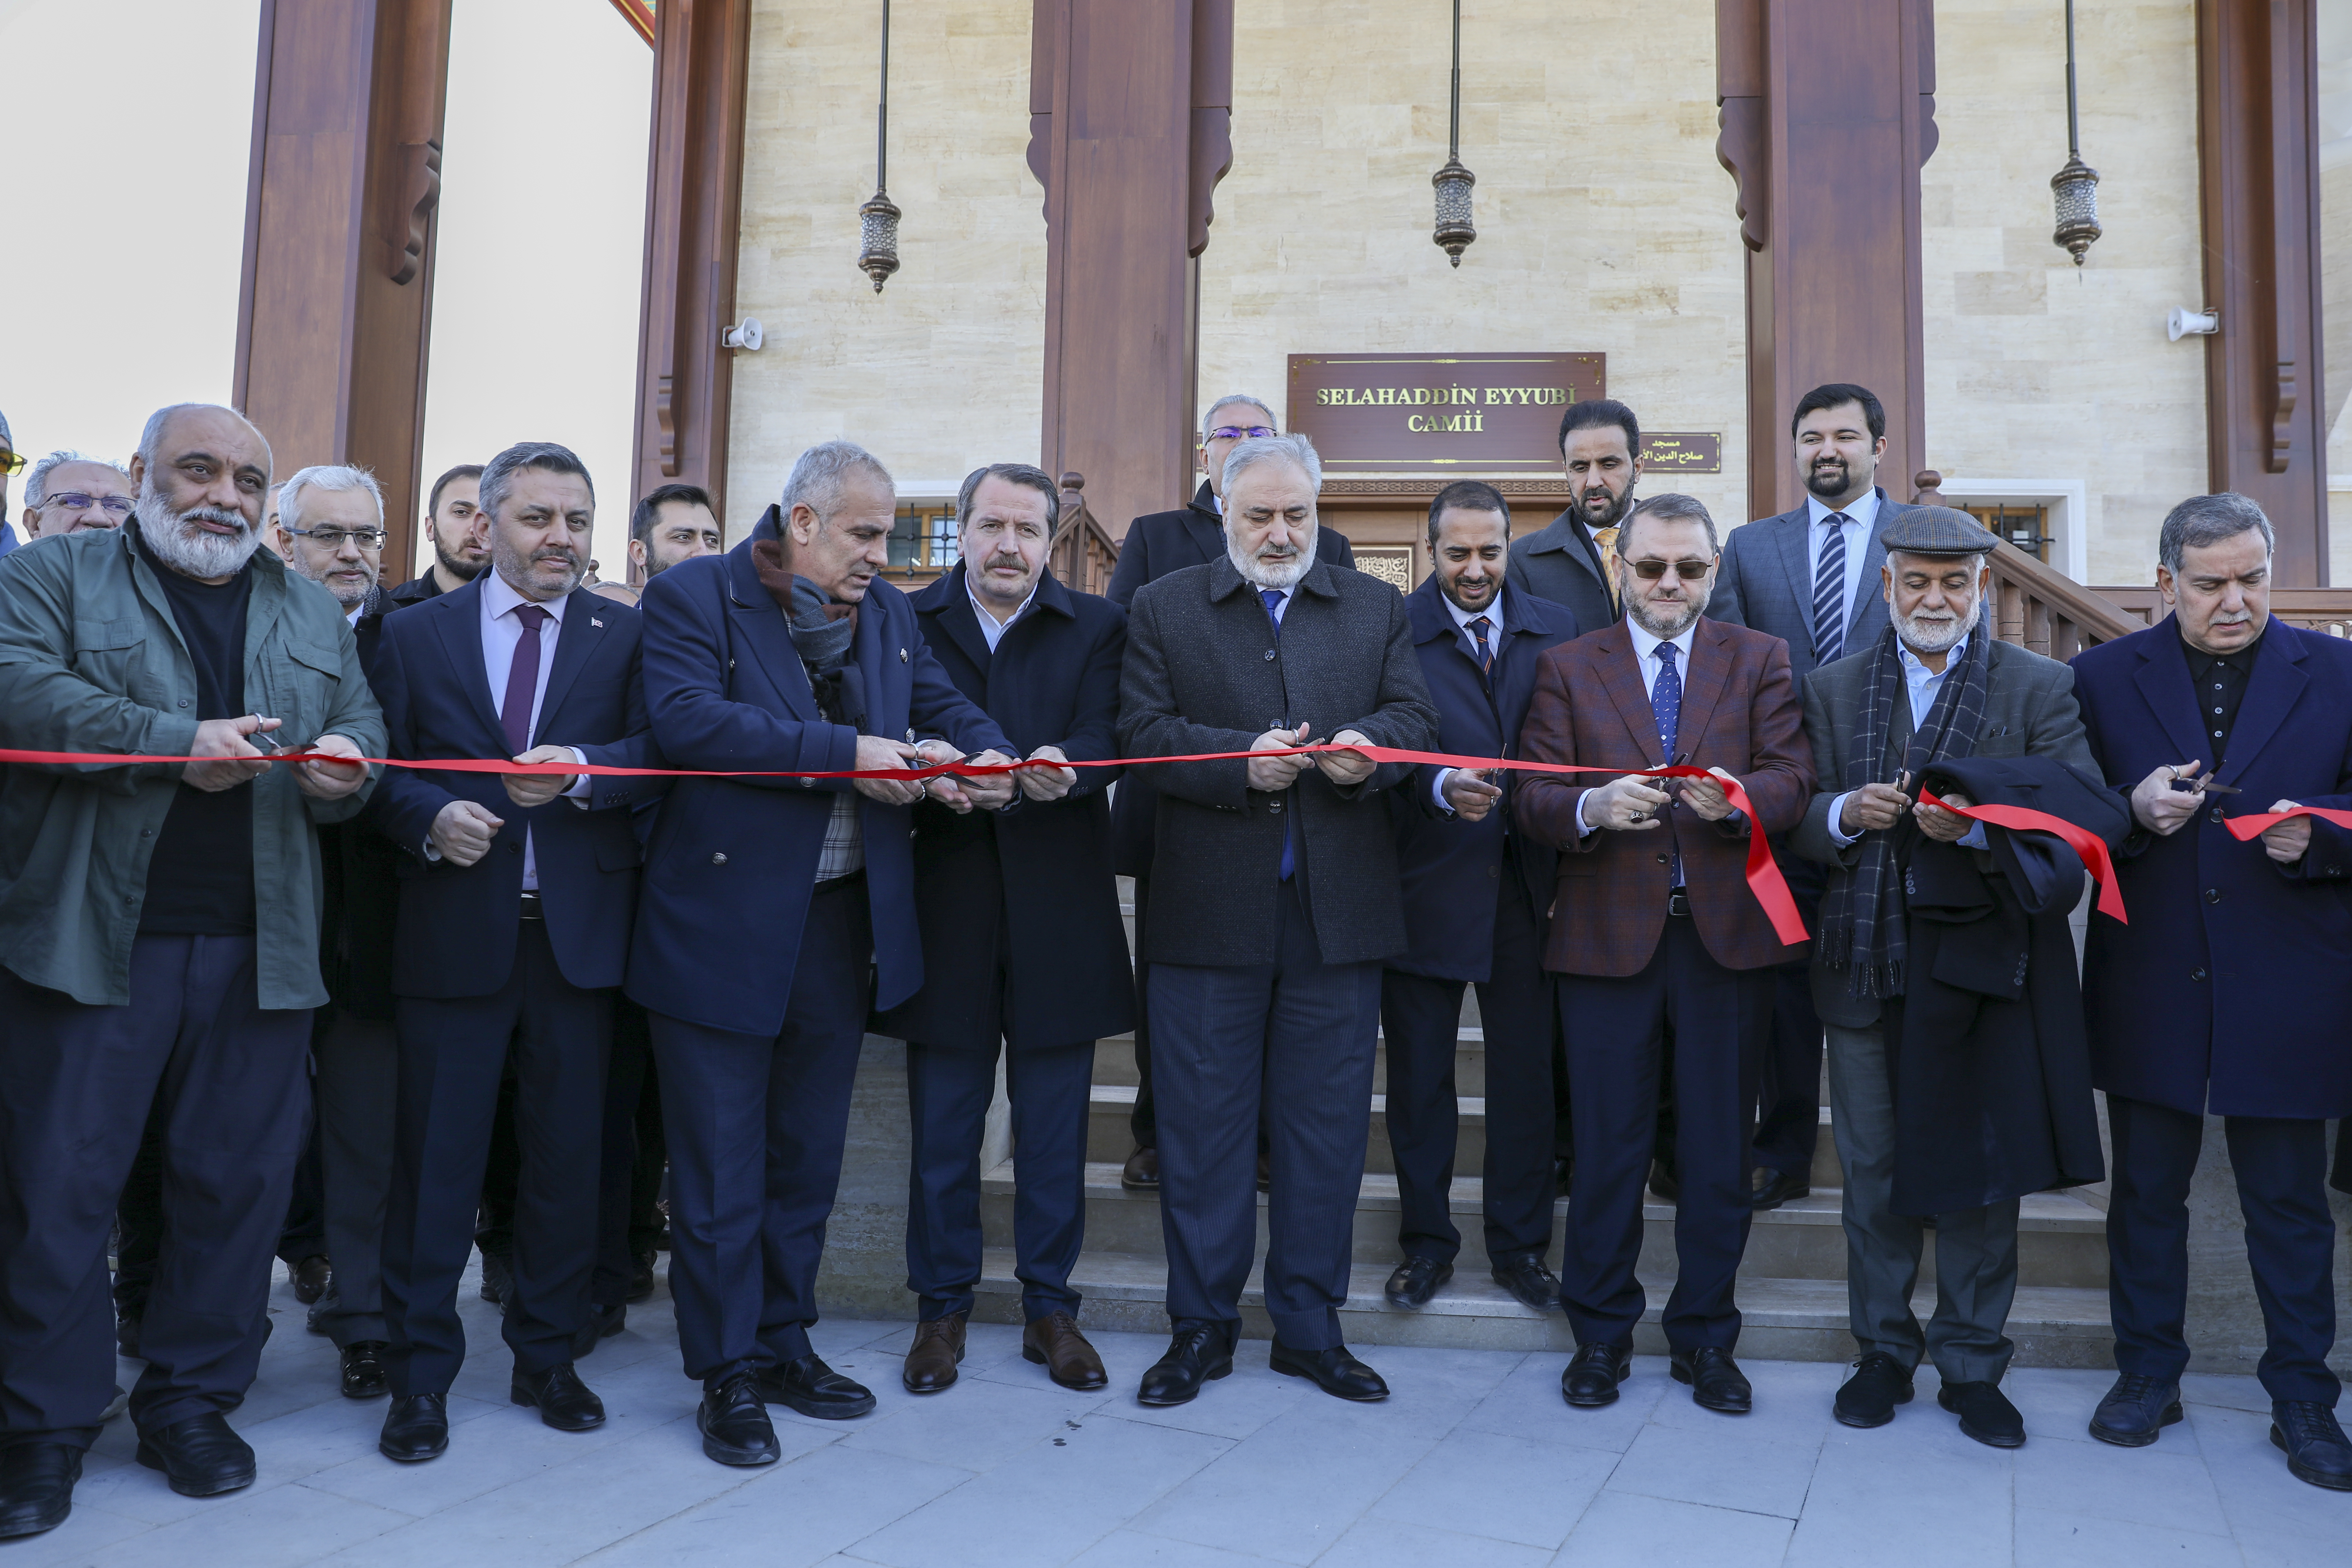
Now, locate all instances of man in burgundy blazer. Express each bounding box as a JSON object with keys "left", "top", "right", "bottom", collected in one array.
[{"left": 1515, "top": 493, "right": 1815, "bottom": 1419}]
